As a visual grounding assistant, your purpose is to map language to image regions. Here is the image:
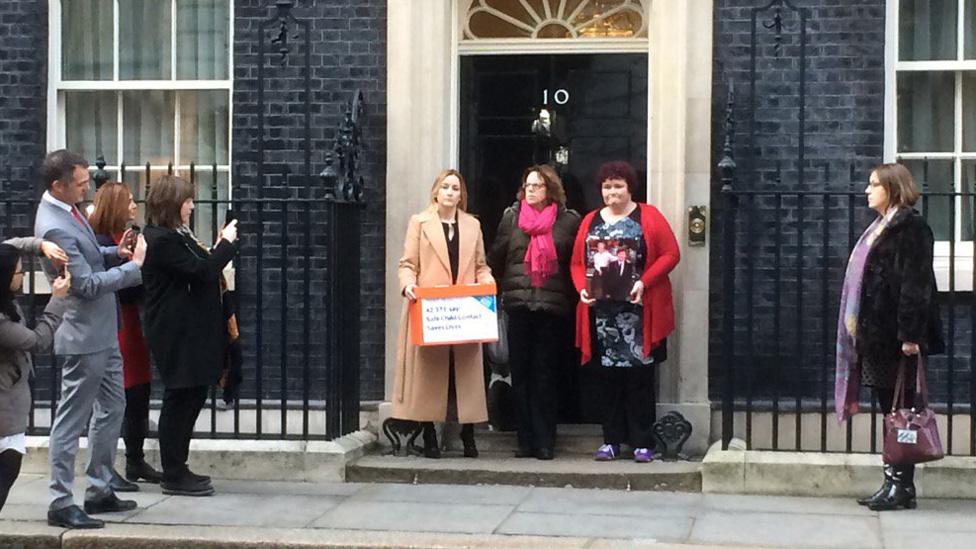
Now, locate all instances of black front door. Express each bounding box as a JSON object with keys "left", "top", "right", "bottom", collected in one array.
[{"left": 460, "top": 53, "right": 648, "bottom": 423}]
